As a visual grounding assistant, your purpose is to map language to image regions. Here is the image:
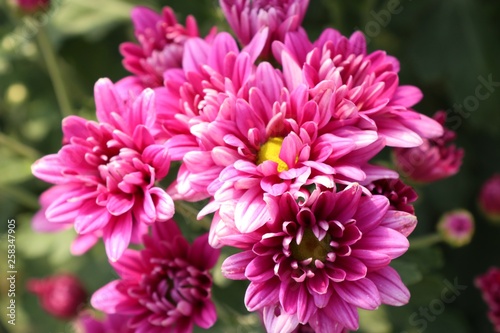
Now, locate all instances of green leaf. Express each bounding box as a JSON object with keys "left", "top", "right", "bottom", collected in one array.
[
  {"left": 51, "top": 0, "right": 134, "bottom": 40},
  {"left": 392, "top": 260, "right": 423, "bottom": 286}
]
